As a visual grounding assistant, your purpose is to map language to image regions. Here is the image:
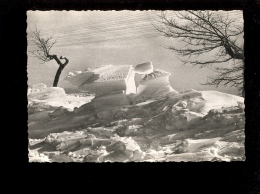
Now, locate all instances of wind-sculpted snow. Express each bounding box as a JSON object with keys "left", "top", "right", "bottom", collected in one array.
[
  {"left": 28, "top": 86, "right": 245, "bottom": 162},
  {"left": 133, "top": 62, "right": 154, "bottom": 74},
  {"left": 64, "top": 63, "right": 177, "bottom": 101},
  {"left": 28, "top": 83, "right": 94, "bottom": 114},
  {"left": 65, "top": 65, "right": 134, "bottom": 96},
  {"left": 133, "top": 69, "right": 178, "bottom": 104}
]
